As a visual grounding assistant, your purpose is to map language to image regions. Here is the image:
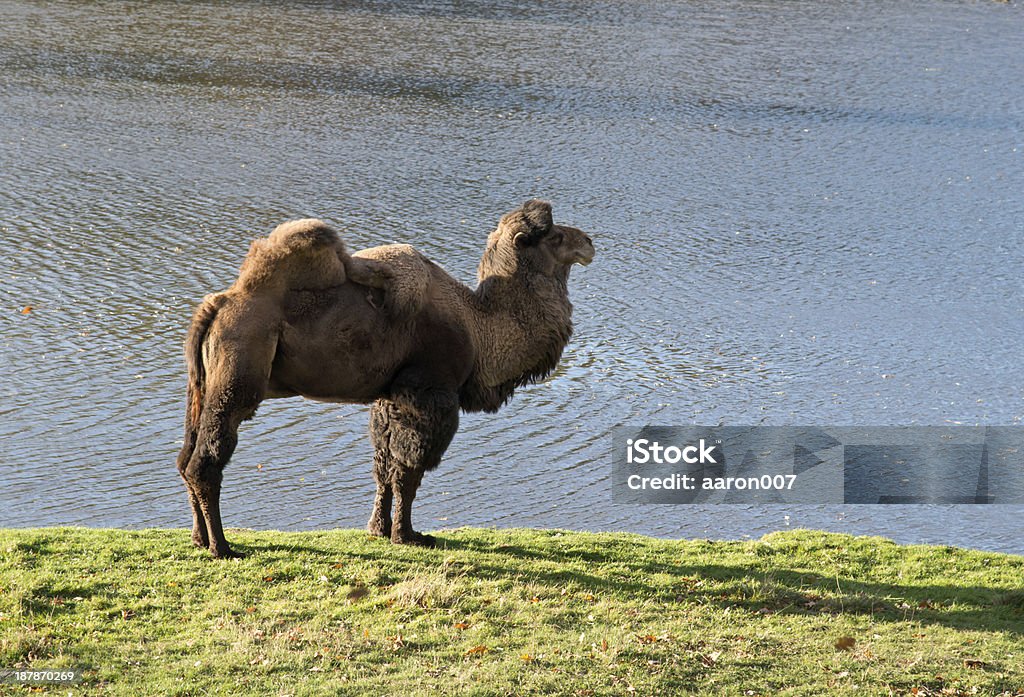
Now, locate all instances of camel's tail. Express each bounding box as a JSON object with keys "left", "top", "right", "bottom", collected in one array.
[{"left": 177, "top": 293, "right": 228, "bottom": 472}]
